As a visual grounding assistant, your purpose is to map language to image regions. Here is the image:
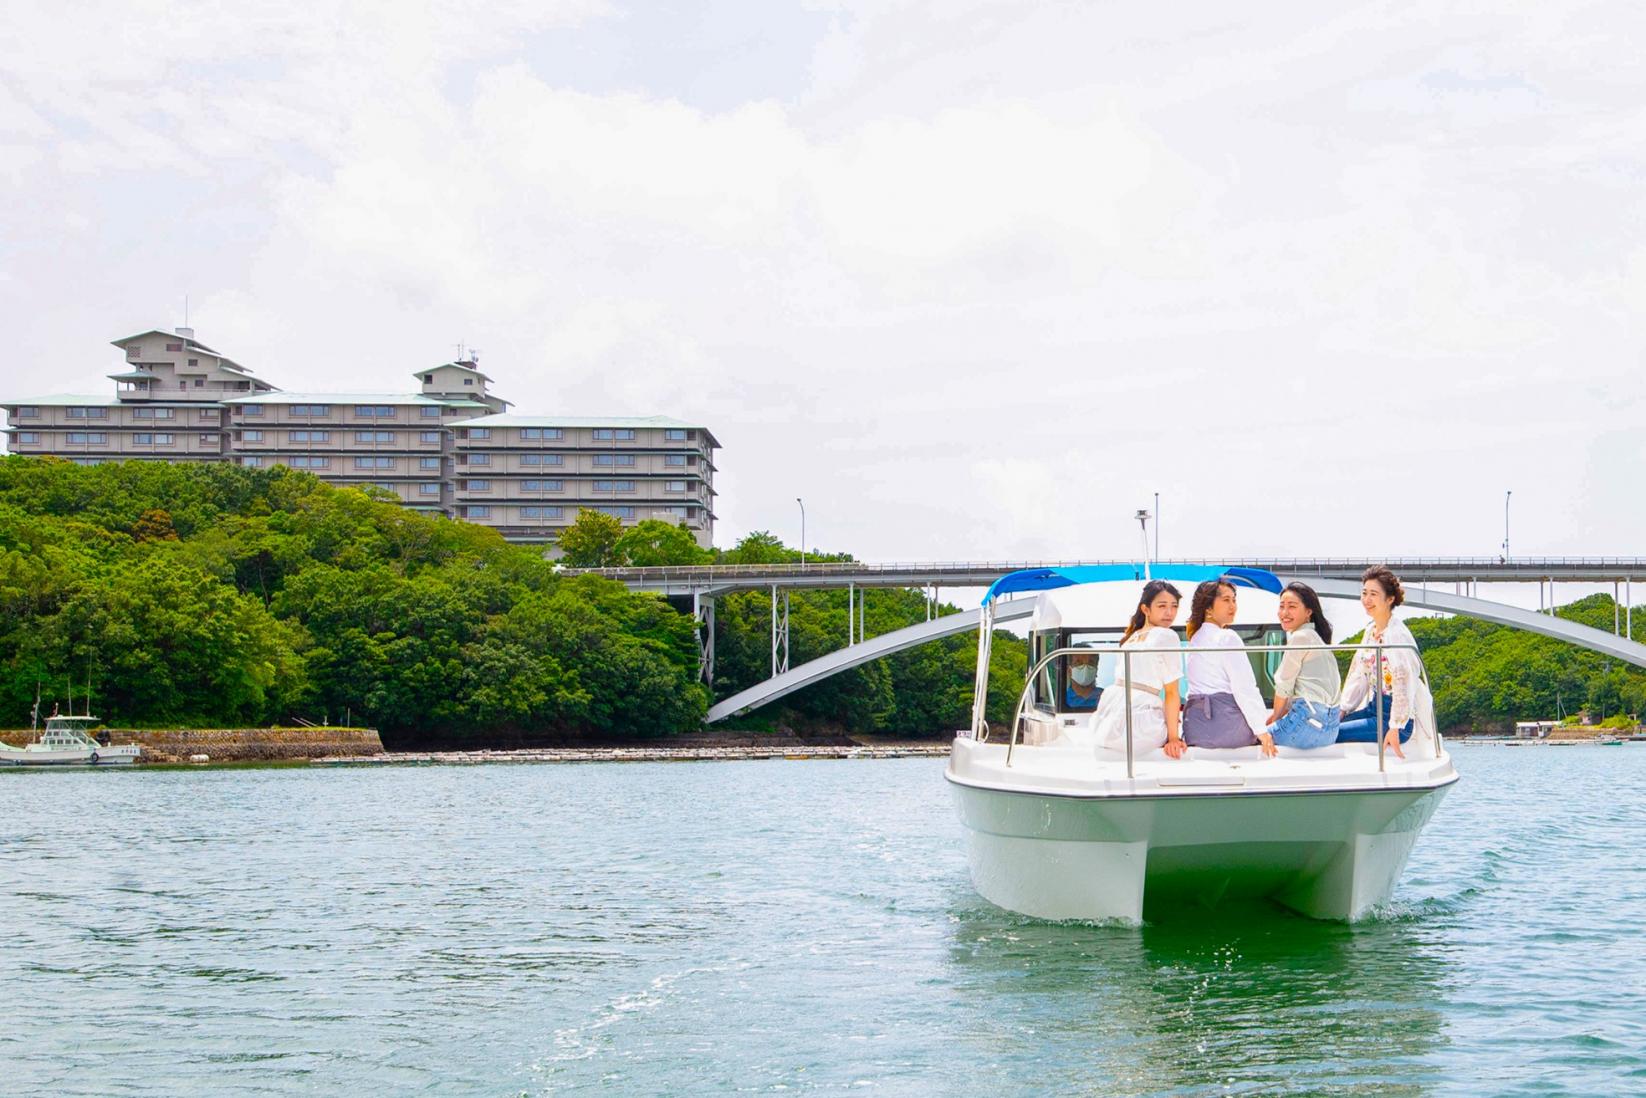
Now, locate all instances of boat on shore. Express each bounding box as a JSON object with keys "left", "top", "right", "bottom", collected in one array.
[
  {"left": 947, "top": 564, "right": 1457, "bottom": 923},
  {"left": 0, "top": 715, "right": 141, "bottom": 767}
]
